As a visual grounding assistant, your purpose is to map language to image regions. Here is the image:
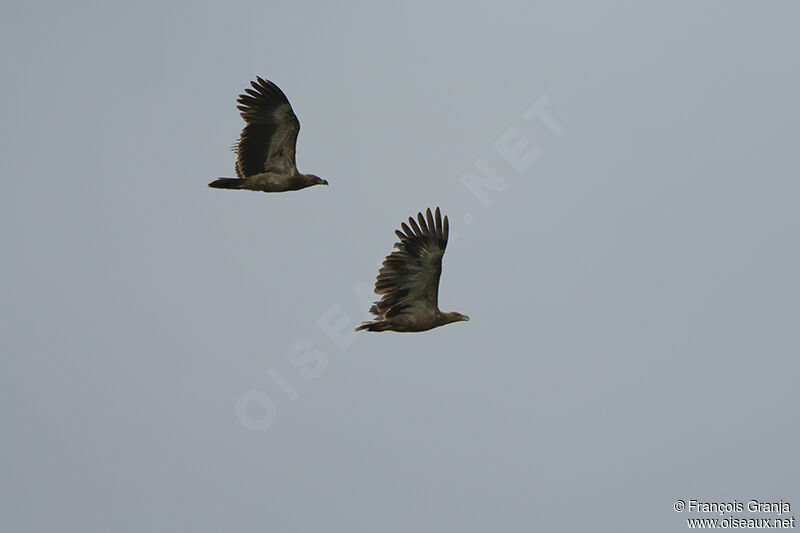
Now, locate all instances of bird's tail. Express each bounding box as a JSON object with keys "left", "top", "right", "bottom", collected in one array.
[
  {"left": 208, "top": 178, "right": 245, "bottom": 189},
  {"left": 355, "top": 321, "right": 389, "bottom": 332}
]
